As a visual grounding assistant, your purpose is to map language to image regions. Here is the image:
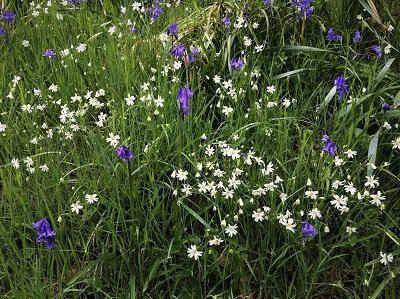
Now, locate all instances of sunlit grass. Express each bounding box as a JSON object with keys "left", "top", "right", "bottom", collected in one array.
[{"left": 0, "top": 0, "right": 399, "bottom": 298}]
